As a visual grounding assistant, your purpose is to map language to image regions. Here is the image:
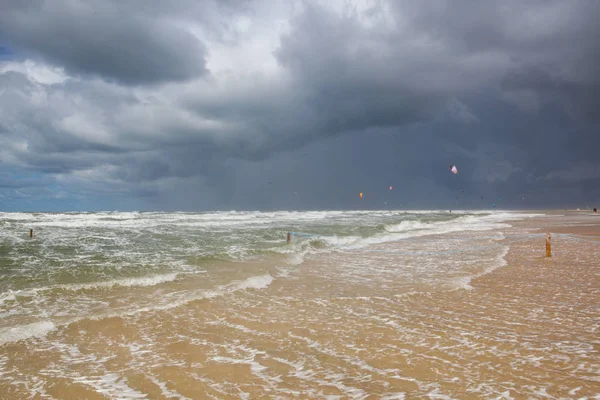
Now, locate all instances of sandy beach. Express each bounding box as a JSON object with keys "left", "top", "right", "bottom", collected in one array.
[{"left": 0, "top": 211, "right": 598, "bottom": 399}]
